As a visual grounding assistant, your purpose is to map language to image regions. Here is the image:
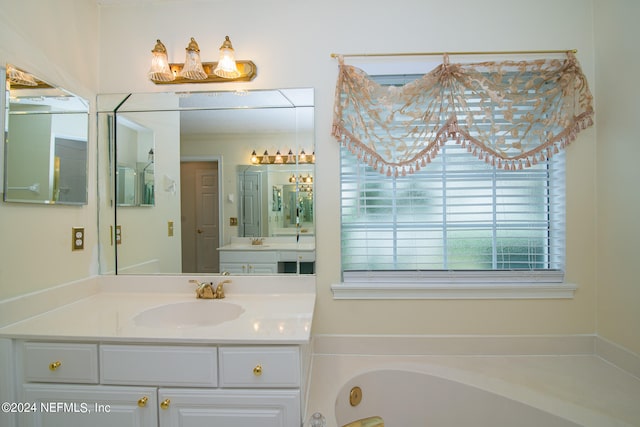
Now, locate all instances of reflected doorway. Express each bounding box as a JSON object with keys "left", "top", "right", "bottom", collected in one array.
[
  {"left": 180, "top": 161, "right": 220, "bottom": 273},
  {"left": 239, "top": 170, "right": 262, "bottom": 237}
]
